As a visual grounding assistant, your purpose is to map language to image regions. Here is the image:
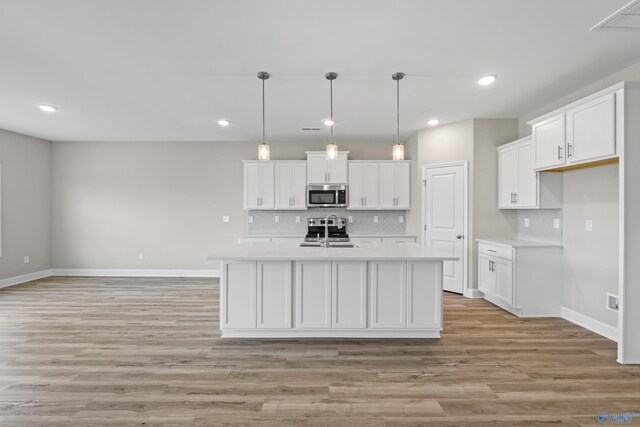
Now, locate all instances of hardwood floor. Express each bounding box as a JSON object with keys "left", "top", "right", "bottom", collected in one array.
[{"left": 0, "top": 277, "right": 638, "bottom": 426}]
